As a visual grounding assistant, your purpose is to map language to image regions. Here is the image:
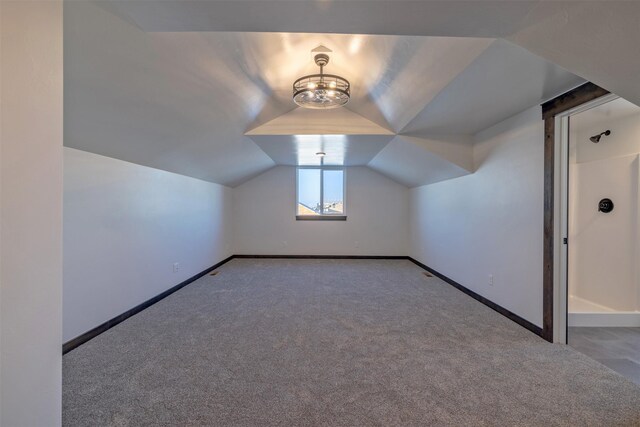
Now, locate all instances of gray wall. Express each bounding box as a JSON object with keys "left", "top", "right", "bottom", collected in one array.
[
  {"left": 1, "top": 1, "right": 63, "bottom": 424},
  {"left": 63, "top": 148, "right": 234, "bottom": 342},
  {"left": 410, "top": 107, "right": 544, "bottom": 327},
  {"left": 233, "top": 166, "right": 409, "bottom": 256}
]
